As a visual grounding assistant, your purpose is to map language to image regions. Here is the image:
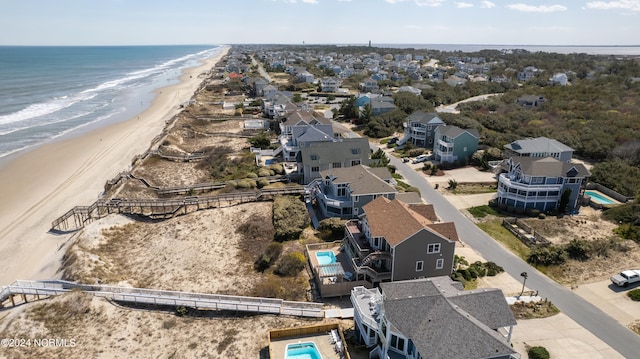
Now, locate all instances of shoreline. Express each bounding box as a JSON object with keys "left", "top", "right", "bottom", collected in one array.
[{"left": 0, "top": 46, "right": 230, "bottom": 285}]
